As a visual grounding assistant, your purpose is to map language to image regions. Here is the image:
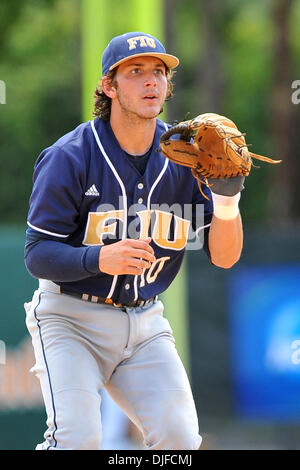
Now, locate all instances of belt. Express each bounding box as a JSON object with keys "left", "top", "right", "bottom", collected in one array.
[
  {"left": 39, "top": 280, "right": 157, "bottom": 309},
  {"left": 60, "top": 288, "right": 157, "bottom": 309}
]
